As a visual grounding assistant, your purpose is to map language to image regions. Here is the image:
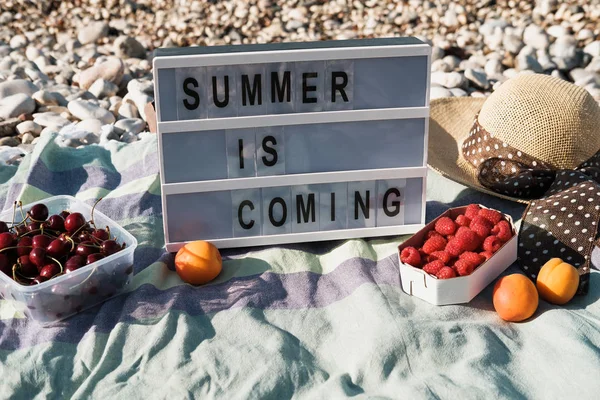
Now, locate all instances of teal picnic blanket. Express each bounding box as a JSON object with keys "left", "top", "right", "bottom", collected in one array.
[{"left": 0, "top": 132, "right": 599, "bottom": 399}]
